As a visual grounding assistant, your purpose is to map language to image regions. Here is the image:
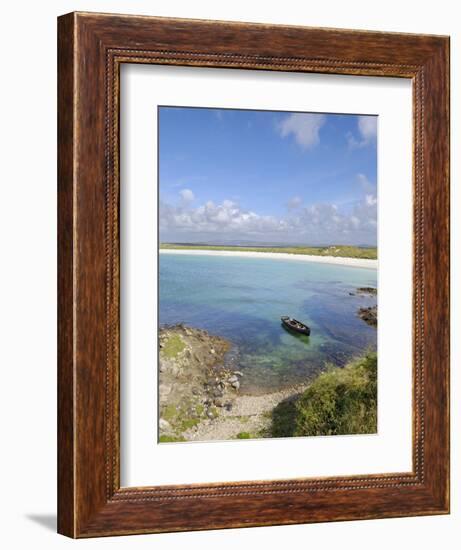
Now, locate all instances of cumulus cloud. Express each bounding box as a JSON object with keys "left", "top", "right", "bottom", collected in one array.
[
  {"left": 278, "top": 113, "right": 326, "bottom": 150},
  {"left": 290, "top": 201, "right": 375, "bottom": 240},
  {"left": 365, "top": 194, "right": 377, "bottom": 206},
  {"left": 358, "top": 116, "right": 377, "bottom": 142},
  {"left": 160, "top": 198, "right": 285, "bottom": 236},
  {"left": 347, "top": 116, "right": 377, "bottom": 149},
  {"left": 160, "top": 193, "right": 377, "bottom": 245},
  {"left": 357, "top": 173, "right": 375, "bottom": 193},
  {"left": 180, "top": 188, "right": 195, "bottom": 203},
  {"left": 286, "top": 196, "right": 303, "bottom": 210}
]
